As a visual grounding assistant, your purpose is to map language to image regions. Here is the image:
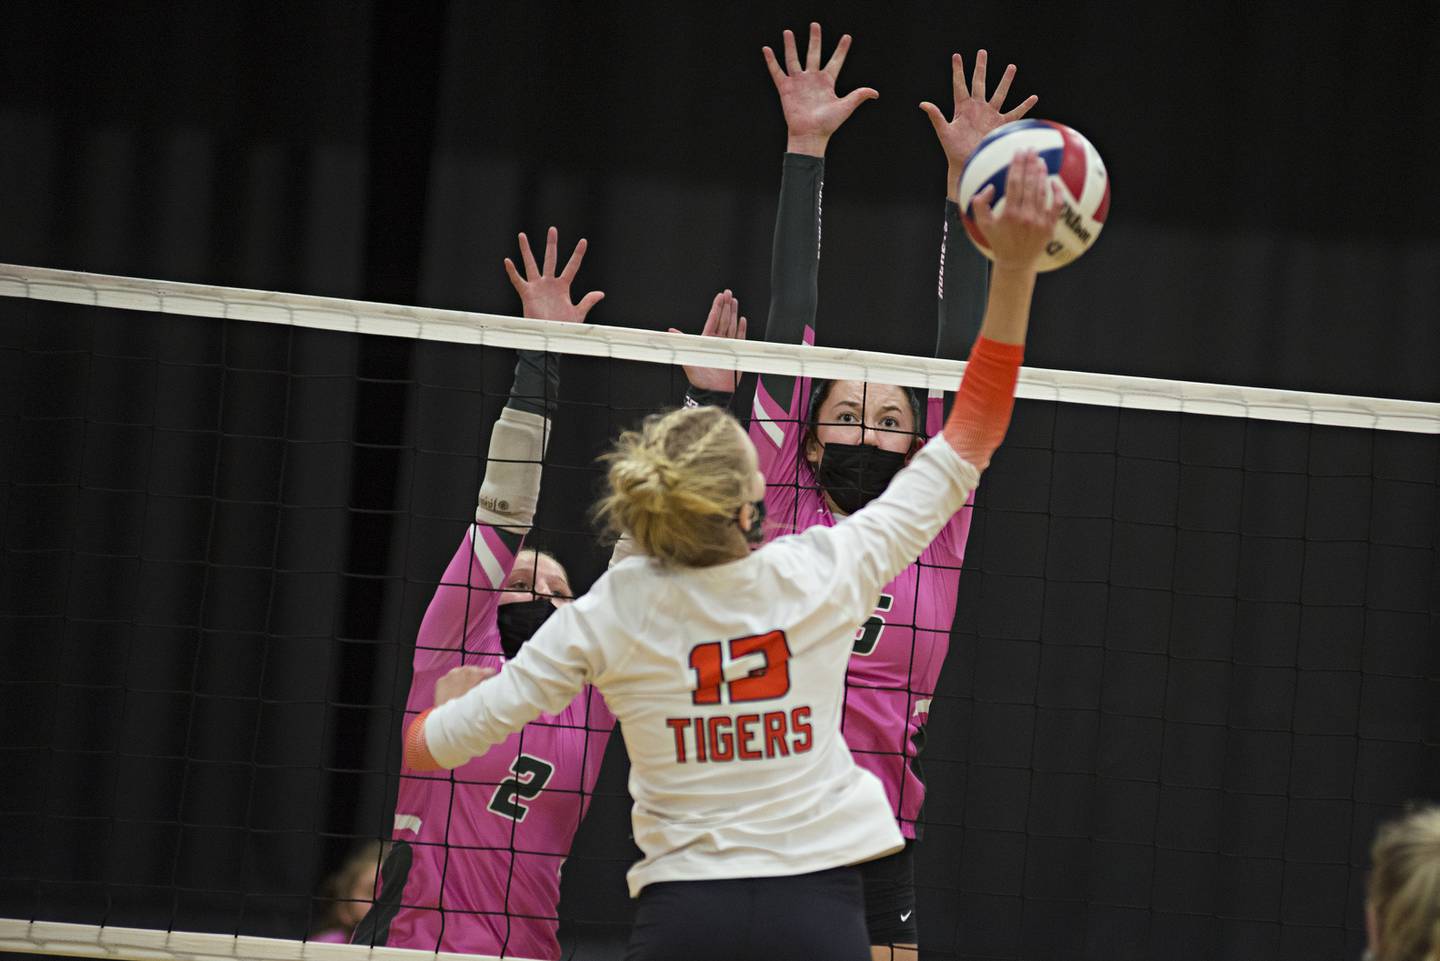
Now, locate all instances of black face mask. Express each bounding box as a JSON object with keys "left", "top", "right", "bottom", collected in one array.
[
  {"left": 814, "top": 442, "right": 907, "bottom": 515},
  {"left": 738, "top": 497, "right": 767, "bottom": 546},
  {"left": 496, "top": 597, "right": 556, "bottom": 659}
]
